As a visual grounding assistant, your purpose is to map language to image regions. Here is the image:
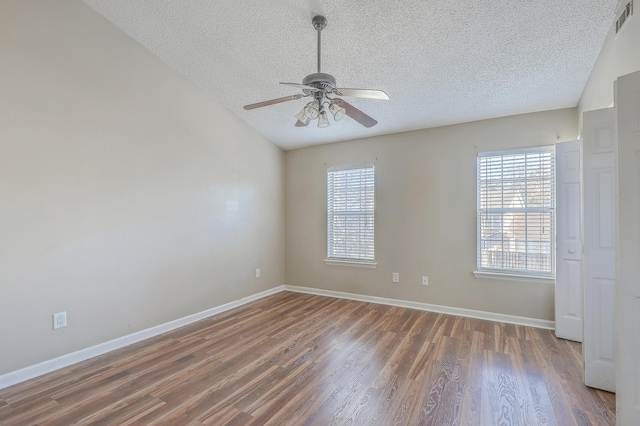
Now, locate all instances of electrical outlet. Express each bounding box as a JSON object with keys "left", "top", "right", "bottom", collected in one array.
[
  {"left": 255, "top": 268, "right": 261, "bottom": 278},
  {"left": 53, "top": 312, "right": 67, "bottom": 330},
  {"left": 422, "top": 276, "right": 429, "bottom": 286},
  {"left": 392, "top": 272, "right": 399, "bottom": 283}
]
